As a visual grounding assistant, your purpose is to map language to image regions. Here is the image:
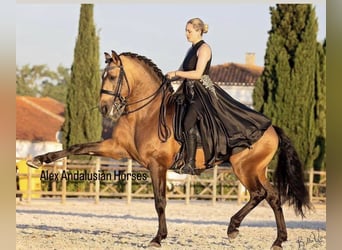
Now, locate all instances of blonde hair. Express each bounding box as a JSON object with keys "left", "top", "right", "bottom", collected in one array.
[{"left": 187, "top": 18, "right": 208, "bottom": 35}]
